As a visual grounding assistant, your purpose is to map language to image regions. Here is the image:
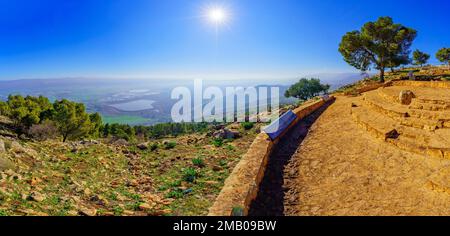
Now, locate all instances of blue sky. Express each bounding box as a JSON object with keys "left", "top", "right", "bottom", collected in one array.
[{"left": 0, "top": 0, "right": 449, "bottom": 80}]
